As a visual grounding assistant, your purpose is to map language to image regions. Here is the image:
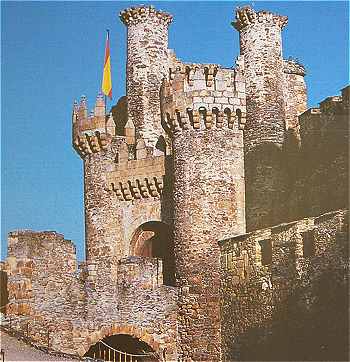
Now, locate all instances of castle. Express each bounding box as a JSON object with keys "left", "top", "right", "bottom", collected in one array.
[{"left": 0, "top": 5, "right": 348, "bottom": 362}]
